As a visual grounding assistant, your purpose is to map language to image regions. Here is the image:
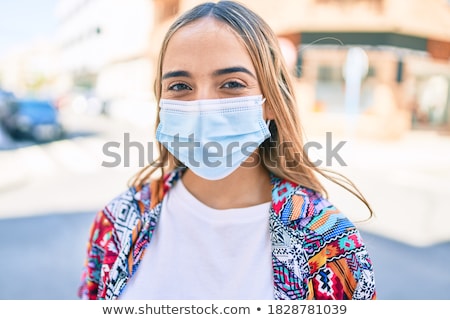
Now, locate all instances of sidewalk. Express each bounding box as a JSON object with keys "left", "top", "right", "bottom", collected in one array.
[
  {"left": 0, "top": 128, "right": 28, "bottom": 193},
  {"left": 0, "top": 151, "right": 28, "bottom": 193}
]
